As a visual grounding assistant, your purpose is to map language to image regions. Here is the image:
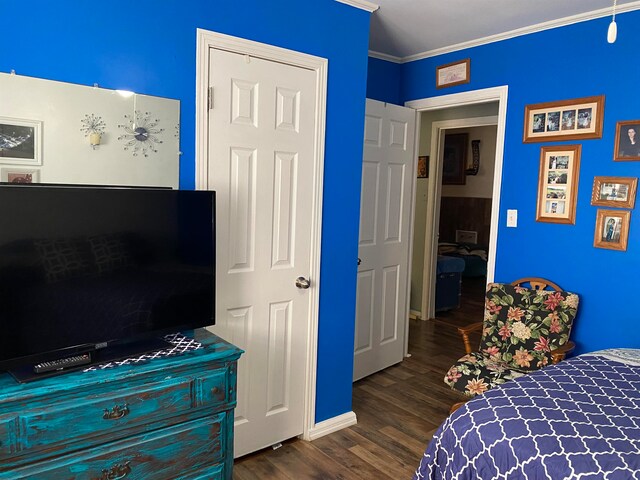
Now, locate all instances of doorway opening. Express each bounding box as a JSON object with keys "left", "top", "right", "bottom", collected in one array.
[
  {"left": 429, "top": 121, "right": 497, "bottom": 330},
  {"left": 404, "top": 86, "right": 507, "bottom": 352}
]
